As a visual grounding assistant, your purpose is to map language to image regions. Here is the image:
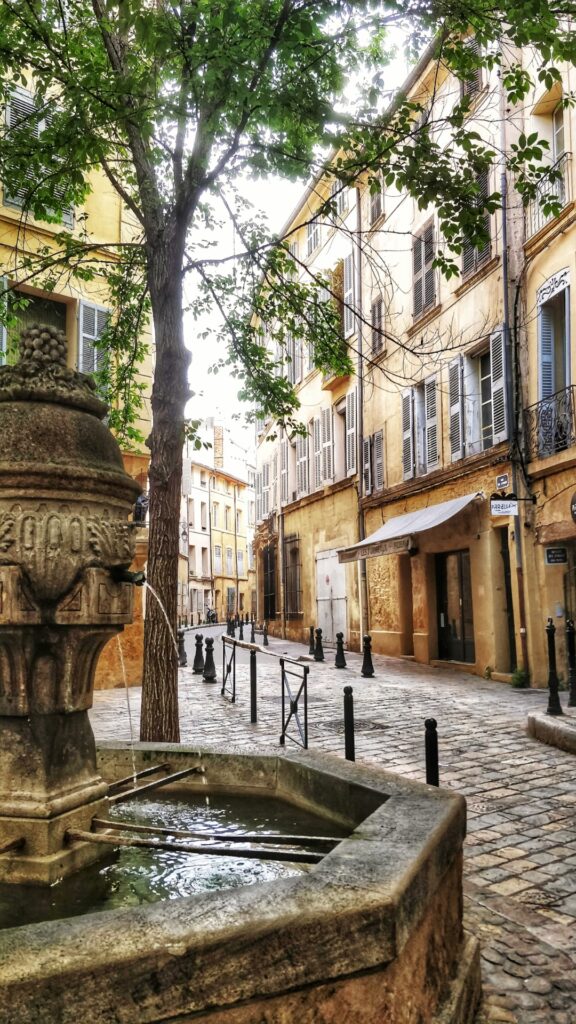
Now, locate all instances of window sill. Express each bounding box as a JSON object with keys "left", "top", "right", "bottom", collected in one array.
[
  {"left": 406, "top": 302, "right": 442, "bottom": 338},
  {"left": 454, "top": 254, "right": 499, "bottom": 297}
]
